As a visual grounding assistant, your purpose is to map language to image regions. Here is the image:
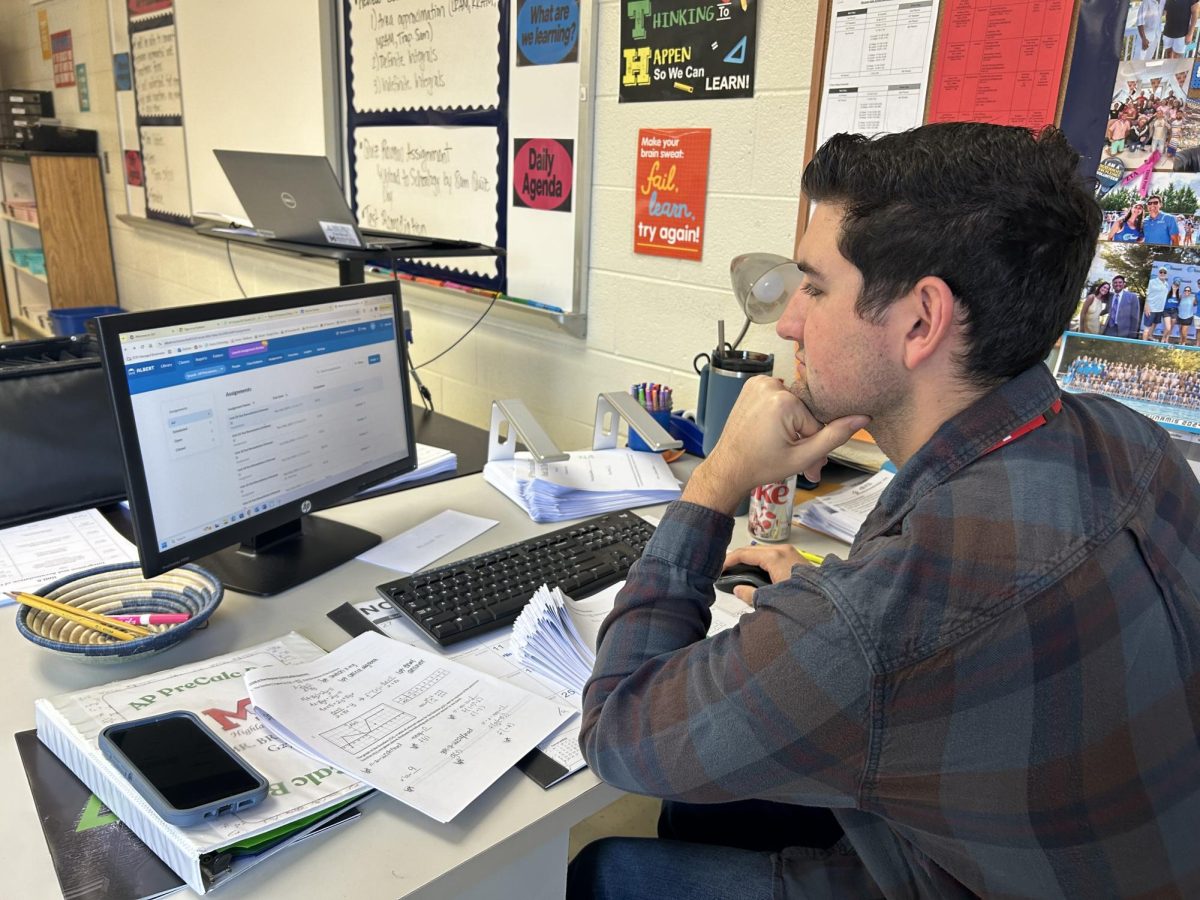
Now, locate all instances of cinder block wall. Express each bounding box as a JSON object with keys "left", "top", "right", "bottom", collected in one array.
[{"left": 0, "top": 0, "right": 813, "bottom": 448}]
